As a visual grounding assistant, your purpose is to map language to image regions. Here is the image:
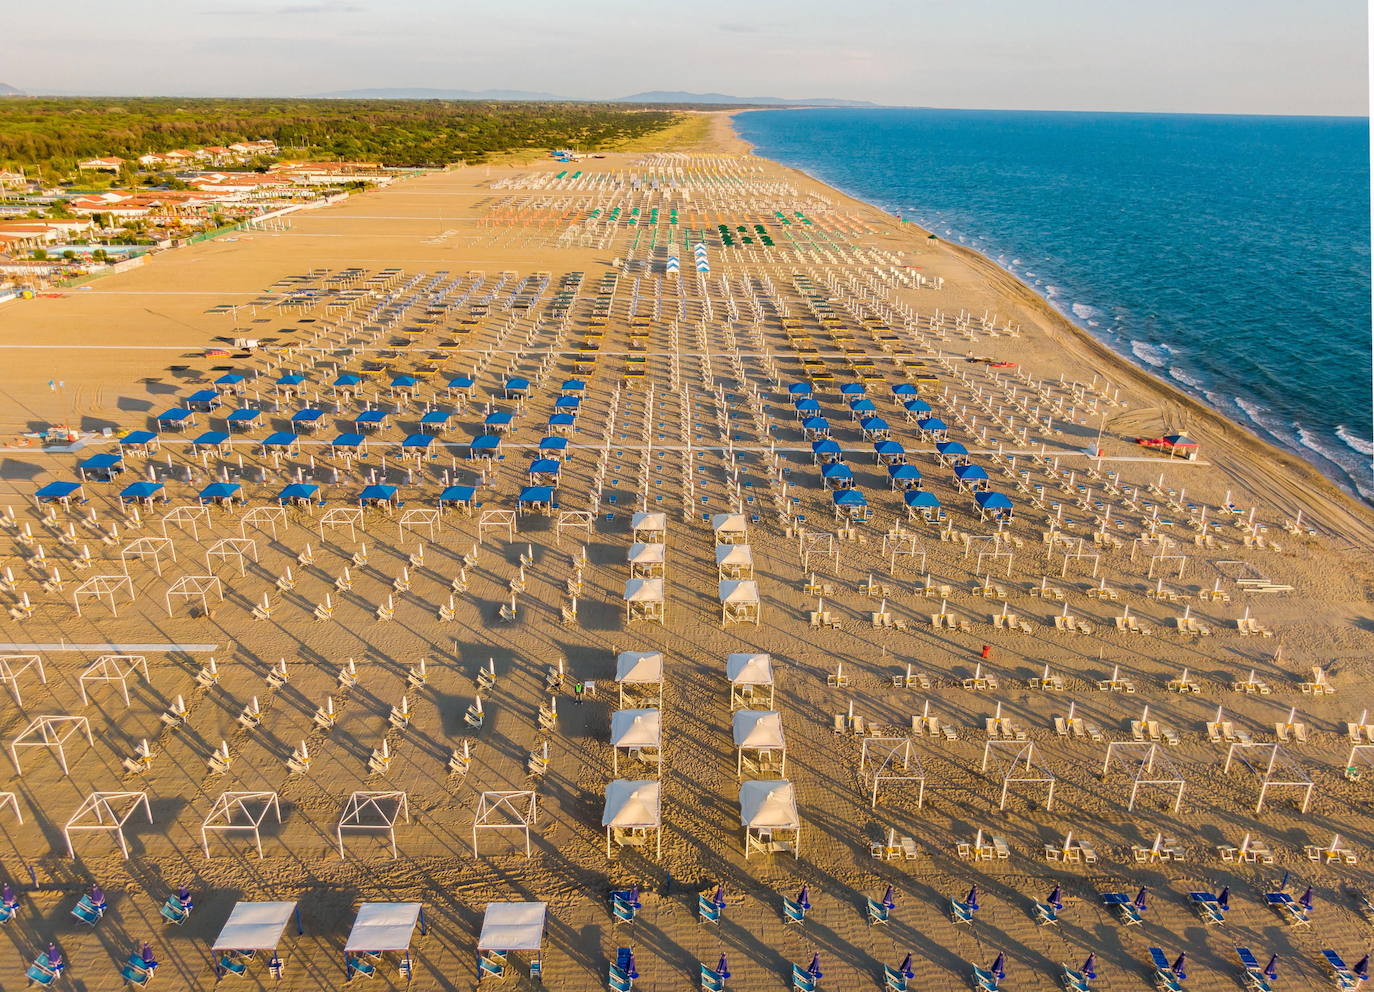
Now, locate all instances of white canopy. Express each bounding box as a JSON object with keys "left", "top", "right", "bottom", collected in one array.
[
  {"left": 727, "top": 652, "right": 774, "bottom": 685},
  {"left": 719, "top": 580, "right": 759, "bottom": 604},
  {"left": 711, "top": 513, "right": 747, "bottom": 535},
  {"left": 602, "top": 779, "right": 662, "bottom": 828},
  {"left": 345, "top": 903, "right": 421, "bottom": 952},
  {"left": 715, "top": 544, "right": 754, "bottom": 567},
  {"left": 739, "top": 780, "right": 798, "bottom": 829},
  {"left": 733, "top": 710, "right": 785, "bottom": 750},
  {"left": 213, "top": 901, "right": 297, "bottom": 951},
  {"left": 615, "top": 651, "right": 663, "bottom": 684},
  {"left": 627, "top": 543, "right": 665, "bottom": 565},
  {"left": 478, "top": 902, "right": 546, "bottom": 952},
  {"left": 631, "top": 511, "right": 666, "bottom": 532},
  {"left": 610, "top": 708, "right": 662, "bottom": 748},
  {"left": 623, "top": 578, "right": 664, "bottom": 603}
]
